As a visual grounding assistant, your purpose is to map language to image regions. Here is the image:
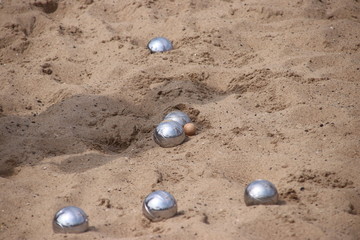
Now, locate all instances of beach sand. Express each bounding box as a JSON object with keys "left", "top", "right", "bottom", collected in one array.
[{"left": 0, "top": 0, "right": 359, "bottom": 239}]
